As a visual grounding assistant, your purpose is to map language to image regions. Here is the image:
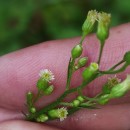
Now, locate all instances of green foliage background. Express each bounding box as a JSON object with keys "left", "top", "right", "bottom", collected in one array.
[{"left": 0, "top": 0, "right": 130, "bottom": 56}]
